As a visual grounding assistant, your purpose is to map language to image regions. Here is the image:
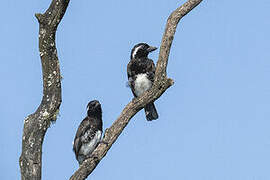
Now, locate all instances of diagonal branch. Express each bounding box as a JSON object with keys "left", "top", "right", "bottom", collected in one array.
[
  {"left": 70, "top": 0, "right": 203, "bottom": 179},
  {"left": 19, "top": 0, "right": 70, "bottom": 179}
]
